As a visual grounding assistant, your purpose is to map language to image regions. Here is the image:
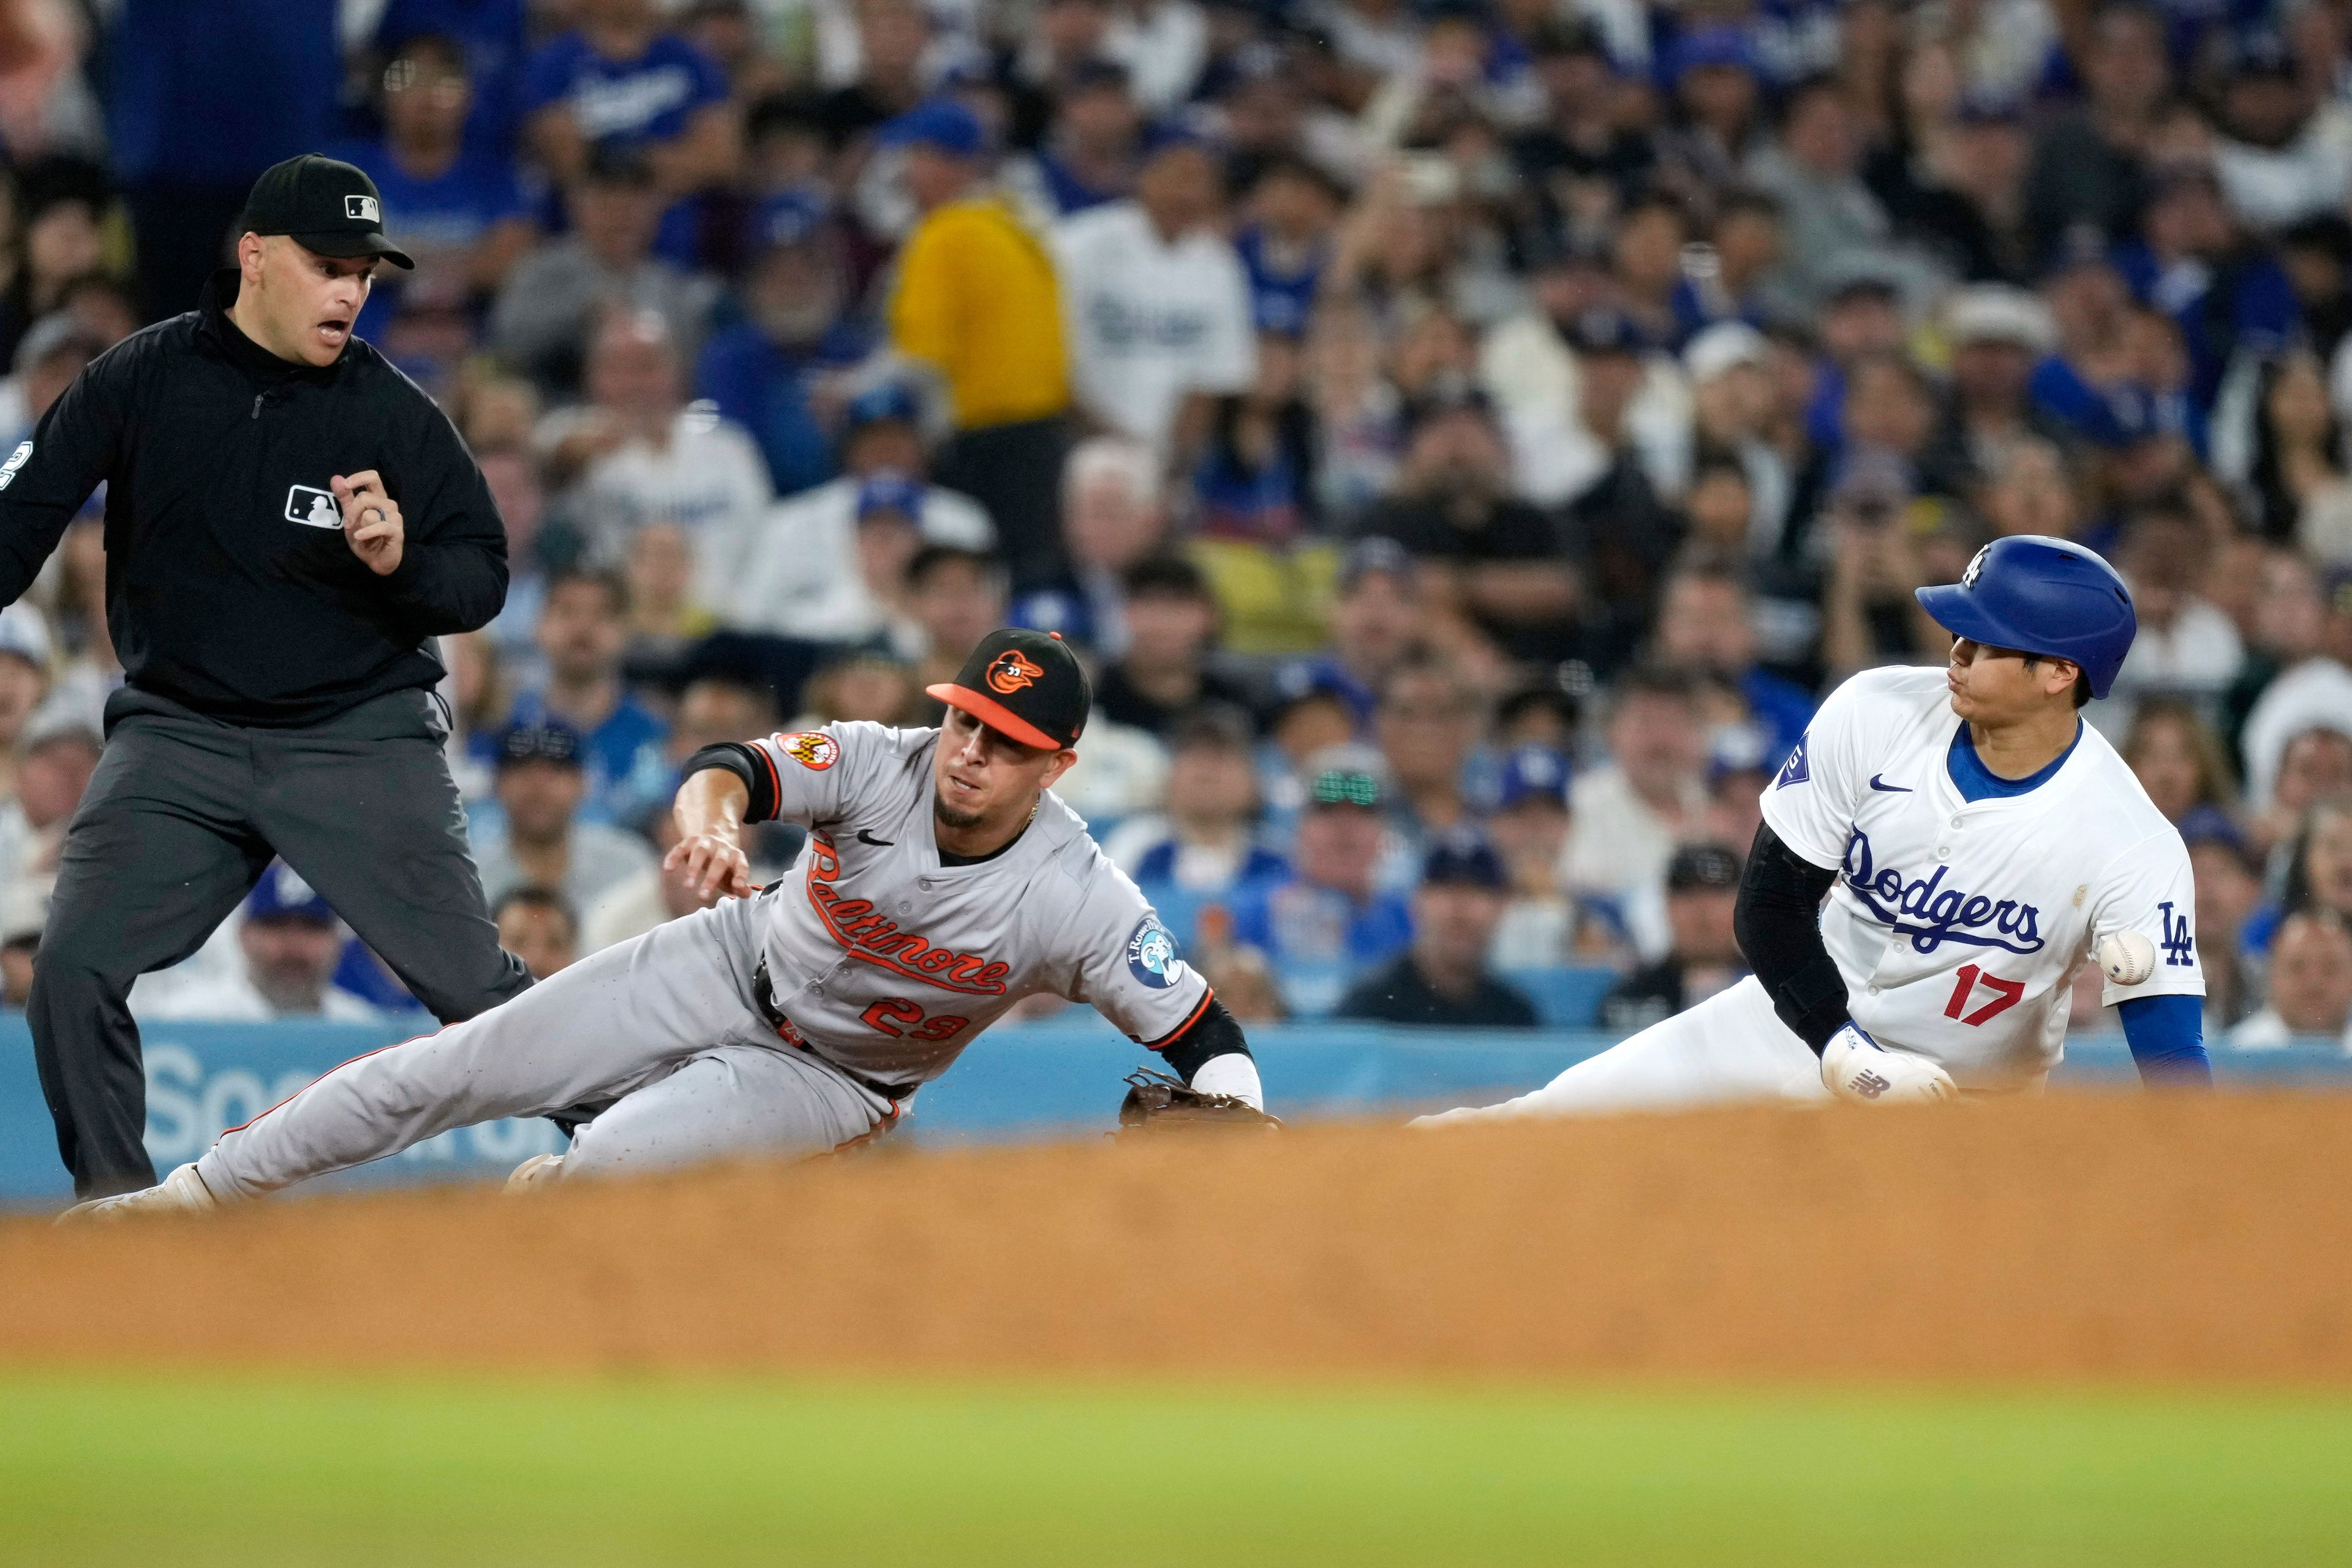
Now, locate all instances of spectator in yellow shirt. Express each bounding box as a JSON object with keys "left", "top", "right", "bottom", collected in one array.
[{"left": 883, "top": 97, "right": 1073, "bottom": 590}]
